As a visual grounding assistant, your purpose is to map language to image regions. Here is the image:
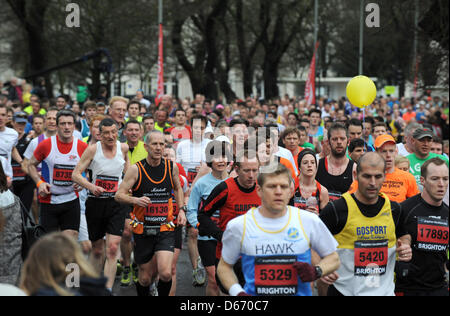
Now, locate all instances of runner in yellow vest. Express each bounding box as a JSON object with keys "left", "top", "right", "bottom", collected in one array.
[
  {"left": 319, "top": 152, "right": 413, "bottom": 296},
  {"left": 119, "top": 118, "right": 148, "bottom": 285}
]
